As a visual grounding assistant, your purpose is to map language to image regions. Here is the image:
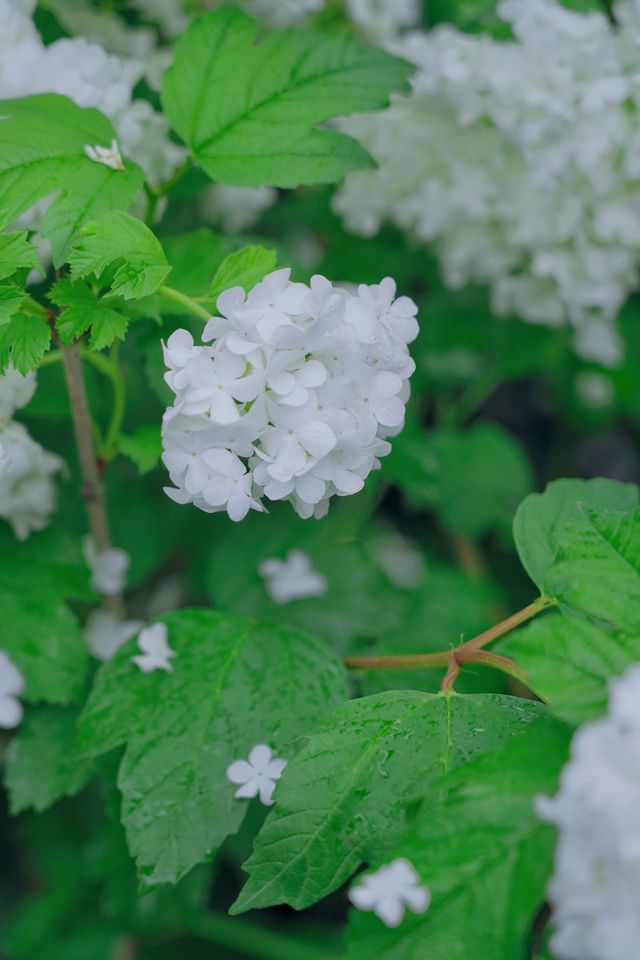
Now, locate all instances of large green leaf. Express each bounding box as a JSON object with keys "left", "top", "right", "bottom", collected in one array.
[
  {"left": 513, "top": 478, "right": 638, "bottom": 593},
  {"left": 498, "top": 612, "right": 640, "bottom": 725},
  {"left": 0, "top": 312, "right": 51, "bottom": 373},
  {"left": 547, "top": 504, "right": 640, "bottom": 632},
  {"left": 209, "top": 245, "right": 277, "bottom": 300},
  {"left": 4, "top": 706, "right": 94, "bottom": 814},
  {"left": 0, "top": 231, "right": 40, "bottom": 281},
  {"left": 48, "top": 279, "right": 129, "bottom": 350},
  {"left": 346, "top": 721, "right": 571, "bottom": 960},
  {"left": 0, "top": 573, "right": 89, "bottom": 705},
  {"left": 77, "top": 608, "right": 347, "bottom": 887},
  {"left": 0, "top": 95, "right": 143, "bottom": 266},
  {"left": 161, "top": 6, "right": 411, "bottom": 187},
  {"left": 68, "top": 212, "right": 171, "bottom": 300},
  {"left": 232, "top": 691, "right": 551, "bottom": 913}
]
